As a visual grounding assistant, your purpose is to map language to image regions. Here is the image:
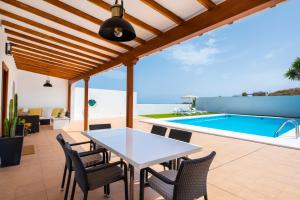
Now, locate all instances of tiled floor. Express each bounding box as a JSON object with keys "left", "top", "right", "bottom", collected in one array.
[{"left": 1, "top": 117, "right": 300, "bottom": 200}]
